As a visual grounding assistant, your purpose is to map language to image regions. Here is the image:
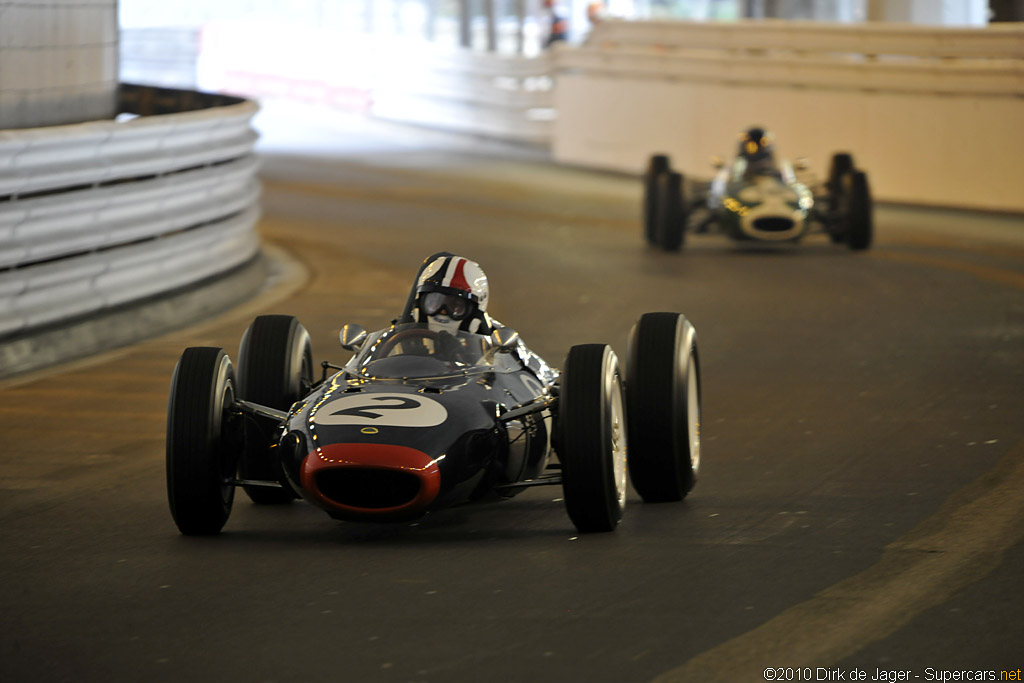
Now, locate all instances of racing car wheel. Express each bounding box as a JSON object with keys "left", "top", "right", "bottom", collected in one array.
[
  {"left": 652, "top": 171, "right": 687, "bottom": 252},
  {"left": 237, "top": 315, "right": 313, "bottom": 503},
  {"left": 559, "top": 343, "right": 628, "bottom": 533},
  {"left": 625, "top": 312, "right": 701, "bottom": 502},
  {"left": 644, "top": 154, "right": 671, "bottom": 244},
  {"left": 840, "top": 170, "right": 873, "bottom": 250},
  {"left": 166, "top": 347, "right": 241, "bottom": 534}
]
